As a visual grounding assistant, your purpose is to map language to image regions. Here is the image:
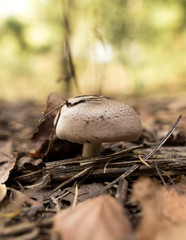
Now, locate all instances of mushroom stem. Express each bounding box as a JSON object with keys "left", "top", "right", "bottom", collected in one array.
[{"left": 82, "top": 143, "right": 102, "bottom": 158}]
